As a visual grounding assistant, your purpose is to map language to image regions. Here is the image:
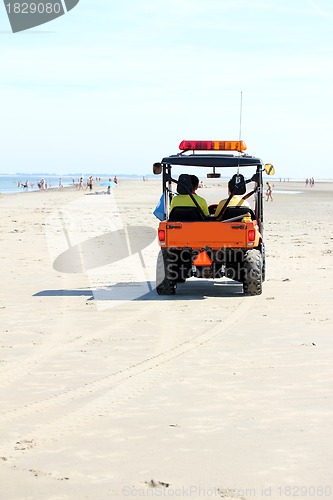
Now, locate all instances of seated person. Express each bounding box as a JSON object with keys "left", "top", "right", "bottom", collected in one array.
[
  {"left": 215, "top": 175, "right": 250, "bottom": 217},
  {"left": 170, "top": 174, "right": 209, "bottom": 216}
]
